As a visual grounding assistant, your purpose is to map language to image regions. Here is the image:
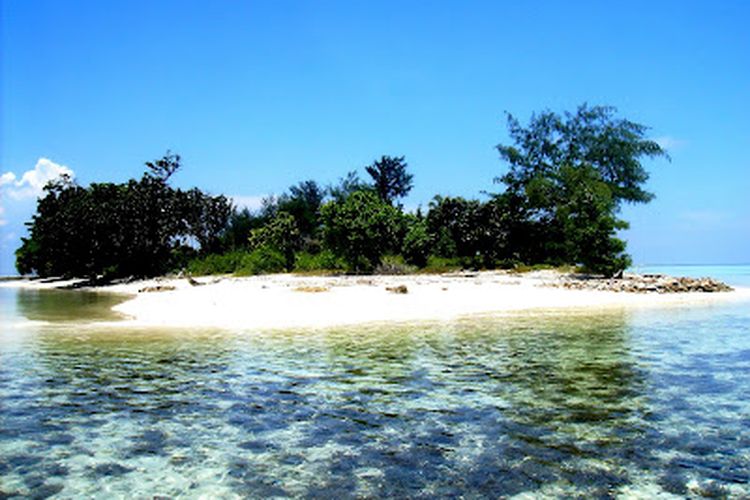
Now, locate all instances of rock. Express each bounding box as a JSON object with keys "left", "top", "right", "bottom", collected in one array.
[
  {"left": 549, "top": 273, "right": 733, "bottom": 294},
  {"left": 138, "top": 285, "right": 176, "bottom": 293},
  {"left": 186, "top": 276, "right": 203, "bottom": 286},
  {"left": 386, "top": 285, "right": 408, "bottom": 294}
]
